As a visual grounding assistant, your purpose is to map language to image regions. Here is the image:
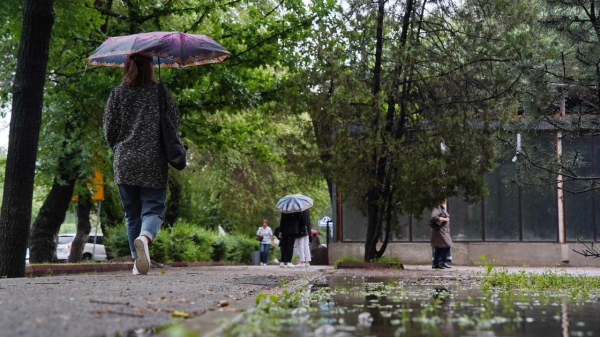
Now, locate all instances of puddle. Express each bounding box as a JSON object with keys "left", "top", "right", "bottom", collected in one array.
[{"left": 269, "top": 276, "right": 600, "bottom": 336}]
